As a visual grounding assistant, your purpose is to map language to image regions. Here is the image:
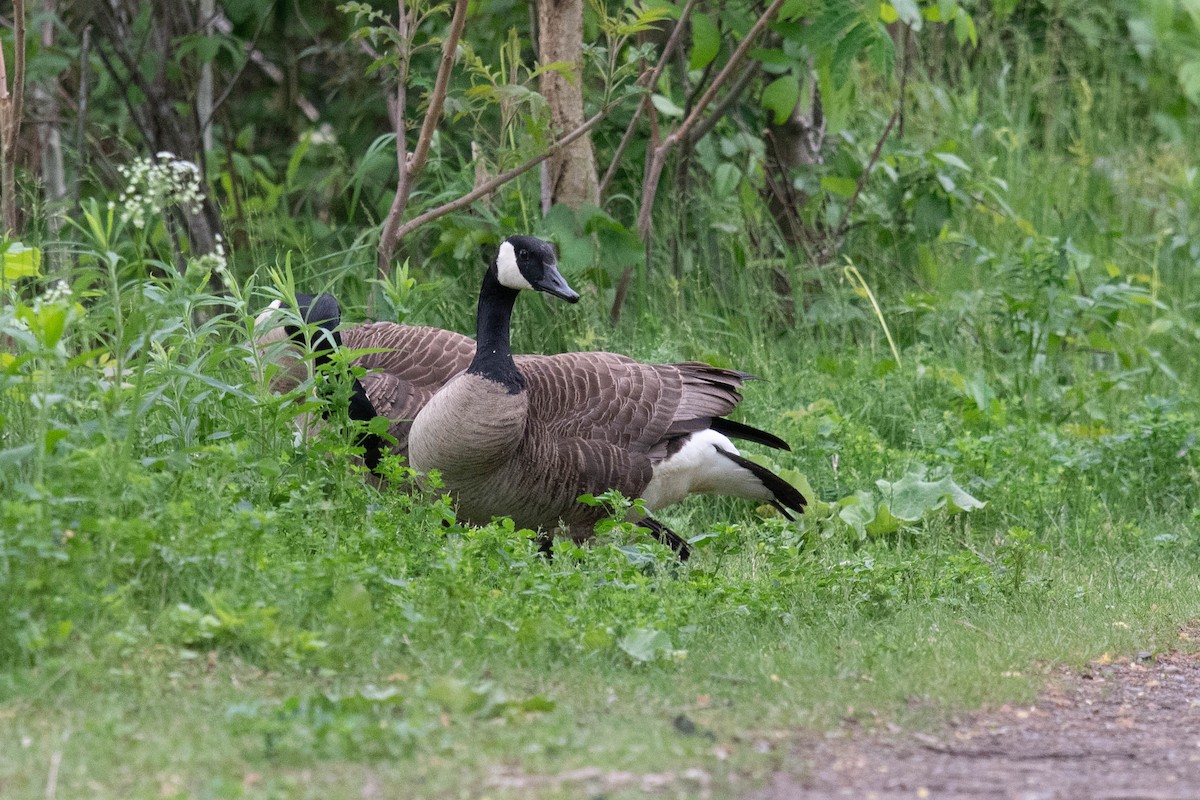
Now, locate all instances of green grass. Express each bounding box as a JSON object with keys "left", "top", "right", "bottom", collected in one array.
[
  {"left": 1, "top": 536, "right": 1195, "bottom": 799},
  {"left": 2, "top": 306, "right": 1198, "bottom": 797}
]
